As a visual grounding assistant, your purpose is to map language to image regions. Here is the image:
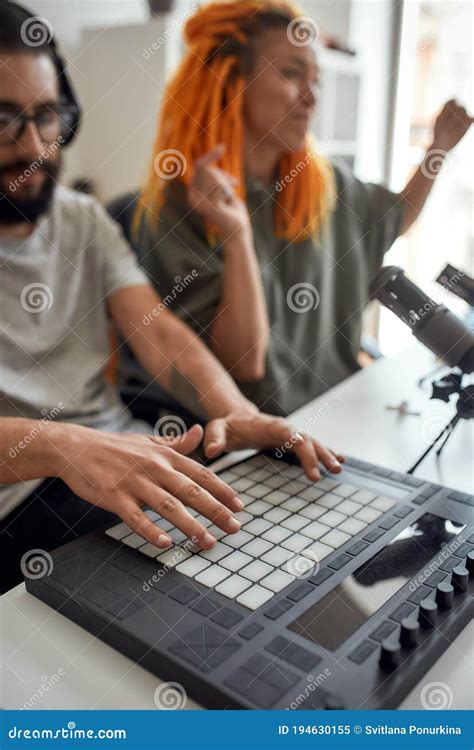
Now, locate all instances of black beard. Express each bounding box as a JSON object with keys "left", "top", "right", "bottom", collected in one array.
[{"left": 0, "top": 162, "right": 60, "bottom": 225}]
